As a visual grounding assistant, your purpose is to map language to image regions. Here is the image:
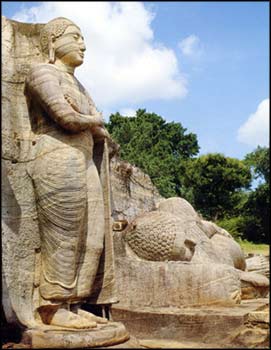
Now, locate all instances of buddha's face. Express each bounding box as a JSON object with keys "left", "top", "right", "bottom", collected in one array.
[
  {"left": 171, "top": 235, "right": 196, "bottom": 262},
  {"left": 54, "top": 25, "right": 86, "bottom": 67}
]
